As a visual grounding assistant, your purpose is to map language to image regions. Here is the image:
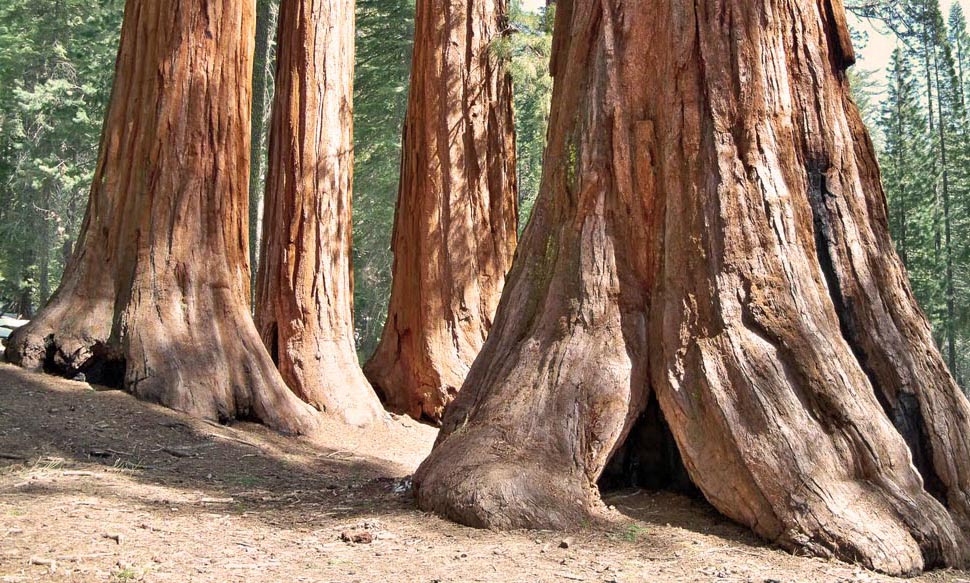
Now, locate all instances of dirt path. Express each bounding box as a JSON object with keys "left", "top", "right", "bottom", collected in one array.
[{"left": 0, "top": 363, "right": 966, "bottom": 583}]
